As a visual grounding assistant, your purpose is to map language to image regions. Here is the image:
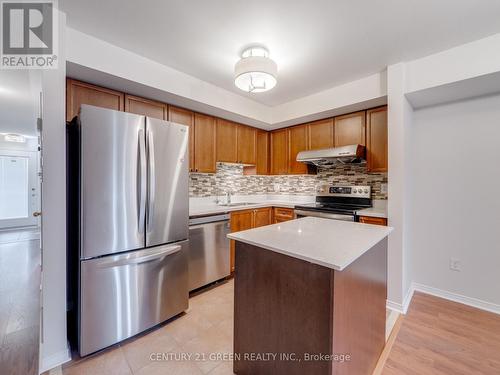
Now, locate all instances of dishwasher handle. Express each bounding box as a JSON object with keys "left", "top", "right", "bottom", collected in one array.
[{"left": 189, "top": 213, "right": 230, "bottom": 226}]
